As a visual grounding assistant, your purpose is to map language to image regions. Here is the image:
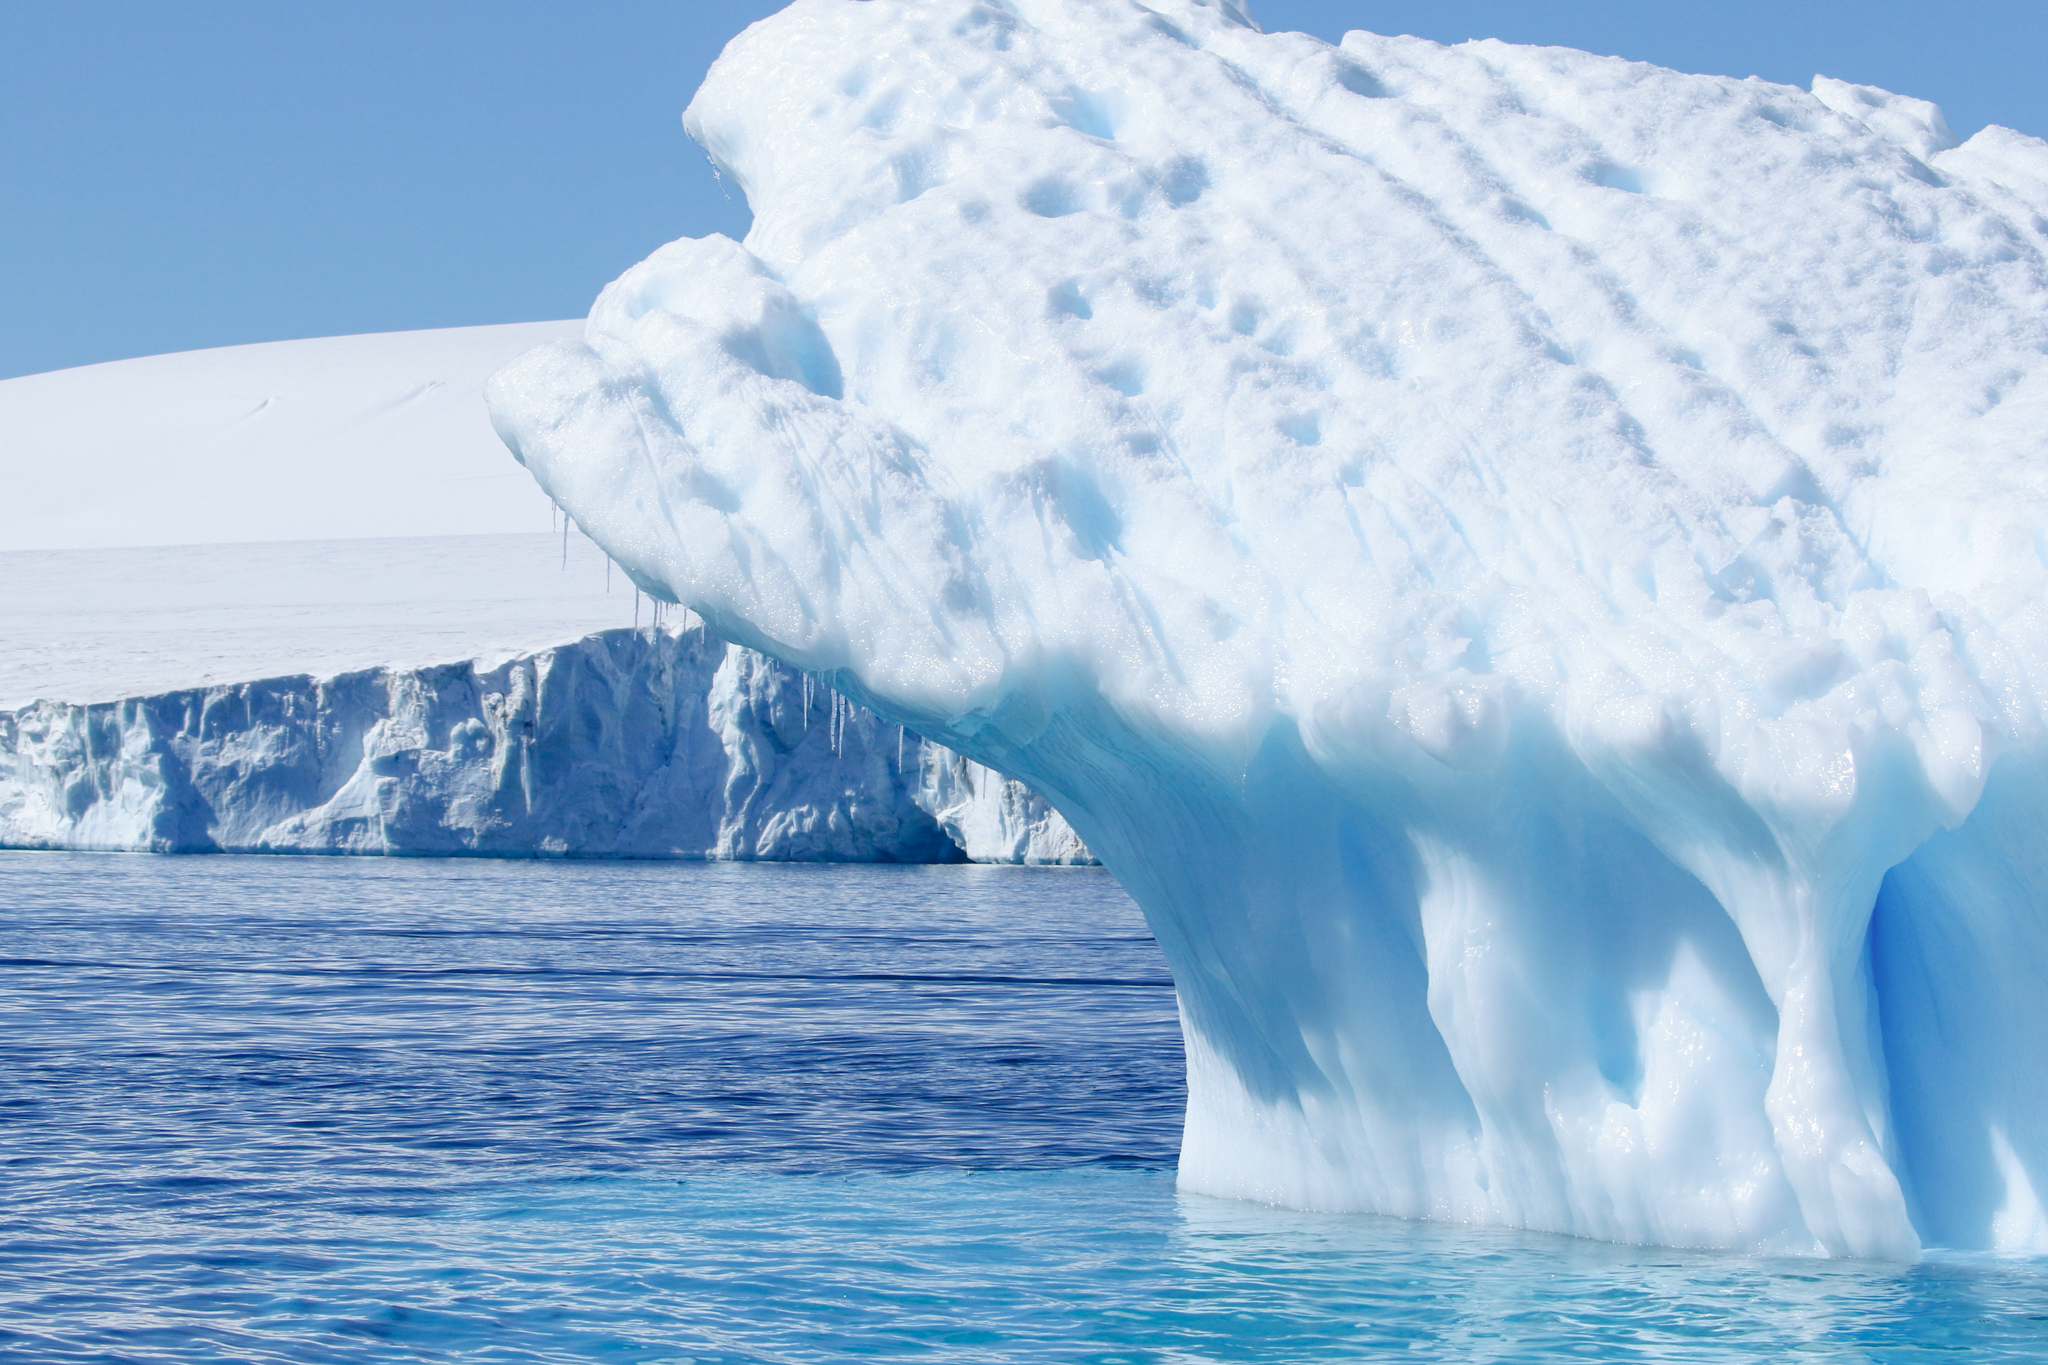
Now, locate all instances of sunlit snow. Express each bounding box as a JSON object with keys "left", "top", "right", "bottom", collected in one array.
[{"left": 490, "top": 0, "right": 2048, "bottom": 1256}]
